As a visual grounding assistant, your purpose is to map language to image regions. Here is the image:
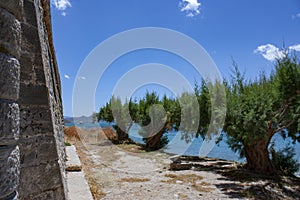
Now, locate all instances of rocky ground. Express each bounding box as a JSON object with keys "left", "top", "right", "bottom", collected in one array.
[{"left": 65, "top": 127, "right": 300, "bottom": 200}]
